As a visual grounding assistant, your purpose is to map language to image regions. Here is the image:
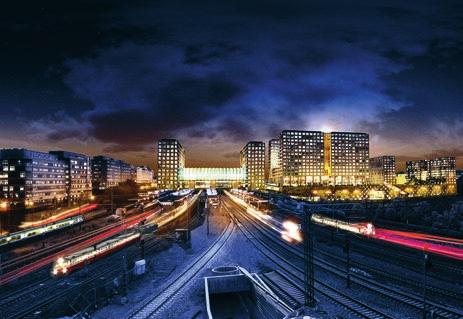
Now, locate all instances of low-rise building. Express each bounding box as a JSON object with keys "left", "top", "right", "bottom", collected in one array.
[
  {"left": 136, "top": 166, "right": 154, "bottom": 184},
  {"left": 0, "top": 149, "right": 67, "bottom": 208}
]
